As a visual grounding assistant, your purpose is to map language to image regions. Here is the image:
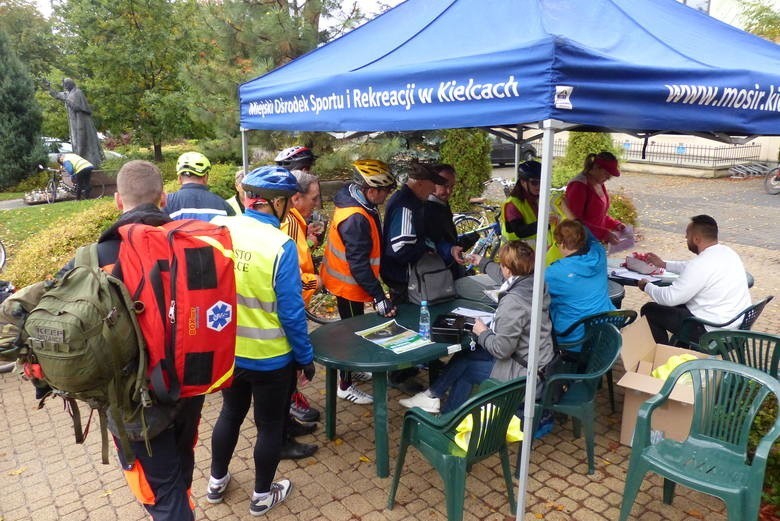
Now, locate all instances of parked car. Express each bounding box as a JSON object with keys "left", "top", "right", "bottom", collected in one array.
[
  {"left": 43, "top": 137, "right": 124, "bottom": 164},
  {"left": 489, "top": 134, "right": 537, "bottom": 166}
]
